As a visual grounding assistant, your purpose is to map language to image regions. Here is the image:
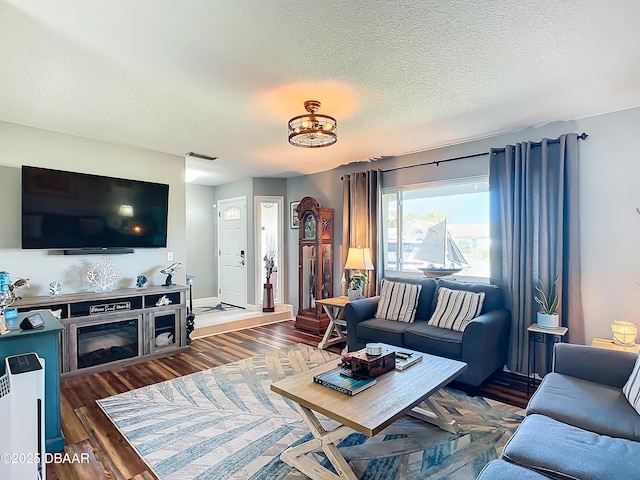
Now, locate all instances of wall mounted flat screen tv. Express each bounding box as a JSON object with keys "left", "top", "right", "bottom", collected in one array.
[{"left": 22, "top": 166, "right": 169, "bottom": 250}]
